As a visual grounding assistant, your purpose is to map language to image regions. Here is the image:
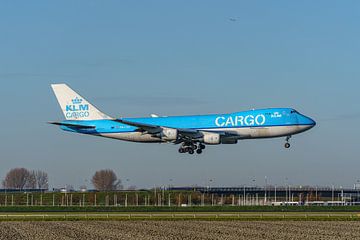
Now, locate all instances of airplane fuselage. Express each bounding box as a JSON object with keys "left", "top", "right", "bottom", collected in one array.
[
  {"left": 60, "top": 108, "right": 315, "bottom": 143},
  {"left": 50, "top": 84, "right": 316, "bottom": 154}
]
